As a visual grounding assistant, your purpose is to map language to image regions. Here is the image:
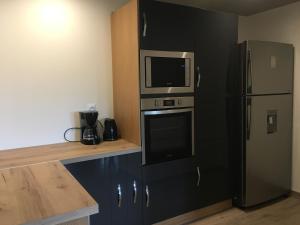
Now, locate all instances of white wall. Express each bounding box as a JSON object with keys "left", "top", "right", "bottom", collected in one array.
[
  {"left": 239, "top": 1, "right": 300, "bottom": 192},
  {"left": 0, "top": 0, "right": 127, "bottom": 150}
]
